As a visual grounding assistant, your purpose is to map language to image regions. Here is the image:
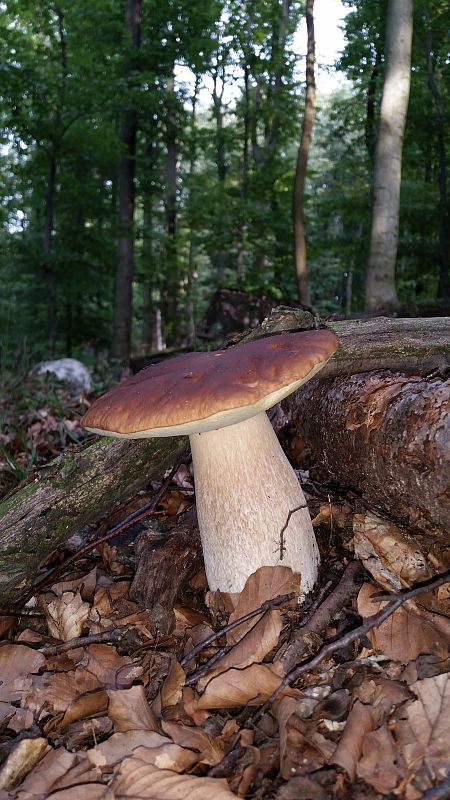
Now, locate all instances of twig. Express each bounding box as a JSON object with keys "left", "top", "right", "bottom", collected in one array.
[
  {"left": 16, "top": 450, "right": 189, "bottom": 605},
  {"left": 0, "top": 609, "right": 45, "bottom": 618},
  {"left": 180, "top": 591, "right": 296, "bottom": 669},
  {"left": 207, "top": 744, "right": 244, "bottom": 778},
  {"left": 185, "top": 644, "right": 234, "bottom": 686},
  {"left": 40, "top": 626, "right": 171, "bottom": 655},
  {"left": 277, "top": 504, "right": 307, "bottom": 560},
  {"left": 420, "top": 774, "right": 450, "bottom": 800},
  {"left": 251, "top": 568, "right": 450, "bottom": 725},
  {"left": 281, "top": 561, "right": 363, "bottom": 672}
]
